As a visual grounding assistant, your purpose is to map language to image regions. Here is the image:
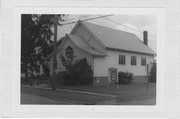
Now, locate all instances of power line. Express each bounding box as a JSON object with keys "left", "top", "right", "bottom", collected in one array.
[
  {"left": 64, "top": 15, "right": 95, "bottom": 22},
  {"left": 57, "top": 14, "right": 156, "bottom": 38},
  {"left": 69, "top": 22, "right": 73, "bottom": 30},
  {"left": 99, "top": 15, "right": 156, "bottom": 38},
  {"left": 64, "top": 15, "right": 87, "bottom": 22},
  {"left": 81, "top": 14, "right": 113, "bottom": 22},
  {"left": 102, "top": 17, "right": 141, "bottom": 32},
  {"left": 57, "top": 14, "right": 113, "bottom": 26},
  {"left": 102, "top": 17, "right": 156, "bottom": 38}
]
